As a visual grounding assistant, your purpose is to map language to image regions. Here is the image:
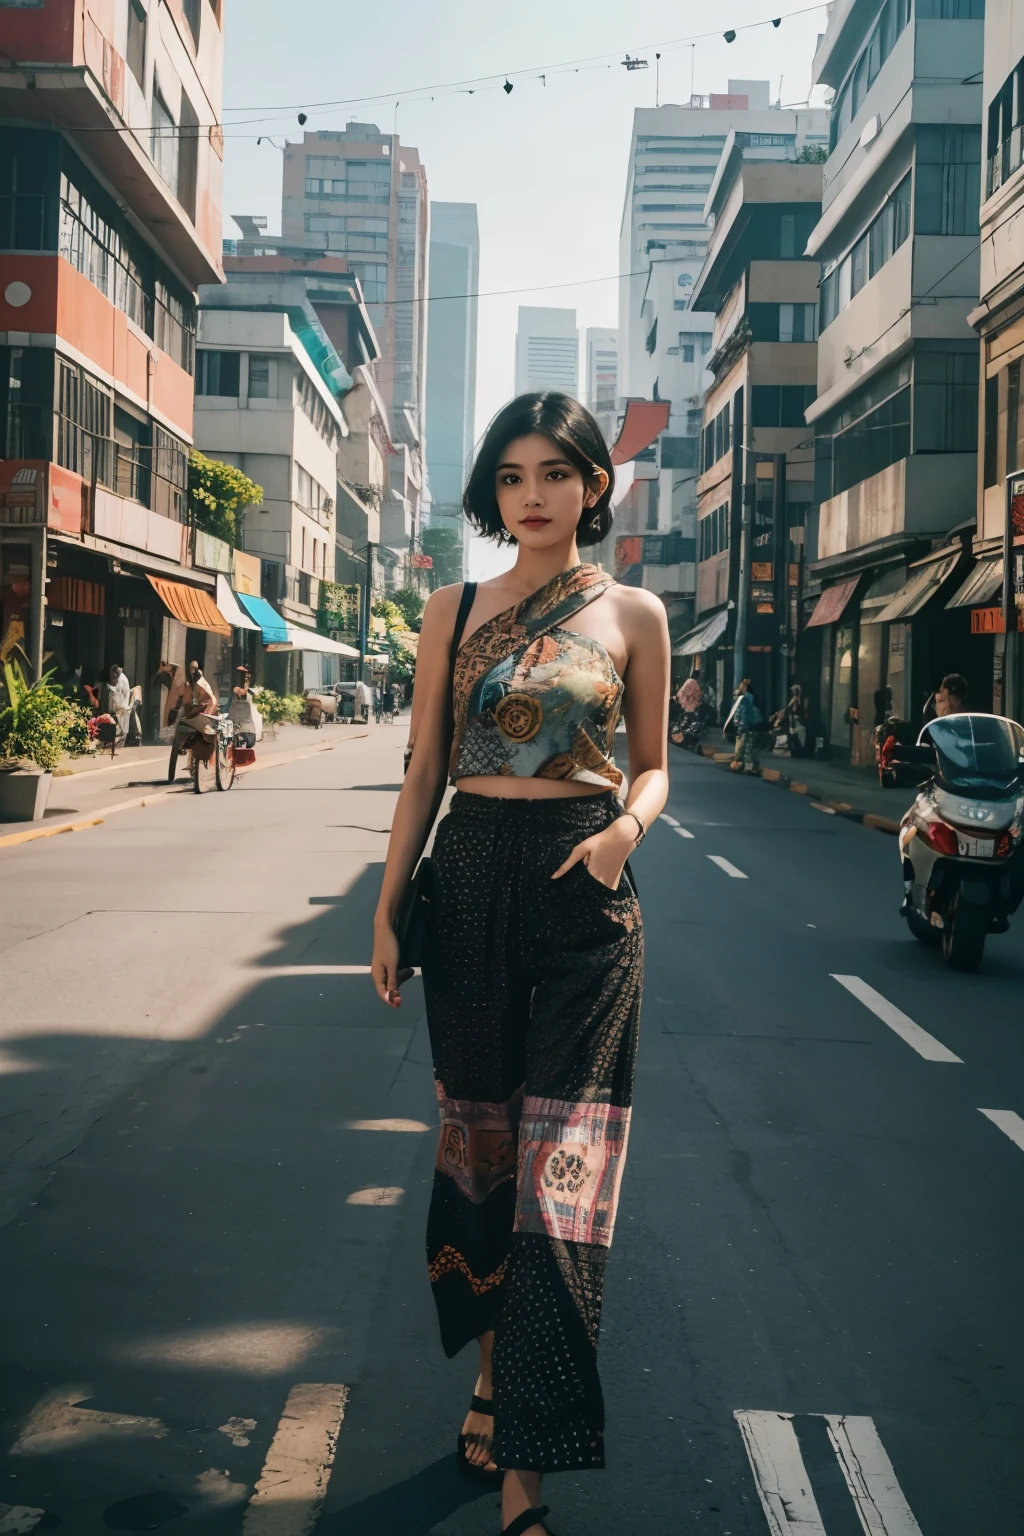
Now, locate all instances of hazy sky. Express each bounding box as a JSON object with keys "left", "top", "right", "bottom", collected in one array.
[{"left": 222, "top": 1, "right": 828, "bottom": 575}]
